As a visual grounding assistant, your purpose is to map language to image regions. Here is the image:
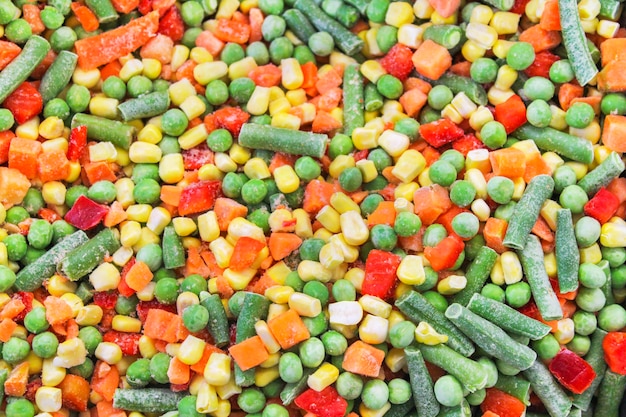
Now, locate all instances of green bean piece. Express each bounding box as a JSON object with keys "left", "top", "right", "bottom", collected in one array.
[
  {"left": 503, "top": 174, "right": 555, "bottom": 250},
  {"left": 162, "top": 226, "right": 185, "bottom": 270},
  {"left": 238, "top": 123, "right": 328, "bottom": 158},
  {"left": 384, "top": 401, "right": 414, "bottom": 417},
  {"left": 418, "top": 344, "right": 487, "bottom": 392},
  {"left": 572, "top": 329, "right": 608, "bottom": 410},
  {"left": 117, "top": 91, "right": 171, "bottom": 121},
  {"left": 57, "top": 228, "right": 121, "bottom": 281},
  {"left": 85, "top": 0, "right": 119, "bottom": 22},
  {"left": 0, "top": 36, "right": 51, "bottom": 104},
  {"left": 595, "top": 370, "right": 626, "bottom": 417},
  {"left": 426, "top": 72, "right": 487, "bottom": 106},
  {"left": 466, "top": 293, "right": 551, "bottom": 340},
  {"left": 523, "top": 360, "right": 573, "bottom": 417},
  {"left": 343, "top": 63, "right": 365, "bottom": 137},
  {"left": 480, "top": 0, "right": 514, "bottom": 10},
  {"left": 513, "top": 124, "right": 594, "bottom": 164},
  {"left": 39, "top": 50, "right": 78, "bottom": 104},
  {"left": 113, "top": 389, "right": 185, "bottom": 413},
  {"left": 577, "top": 152, "right": 625, "bottom": 197},
  {"left": 423, "top": 25, "right": 463, "bottom": 50},
  {"left": 450, "top": 246, "right": 498, "bottom": 306},
  {"left": 280, "top": 367, "right": 315, "bottom": 405},
  {"left": 343, "top": 0, "right": 369, "bottom": 14},
  {"left": 71, "top": 113, "right": 136, "bottom": 150},
  {"left": 518, "top": 235, "right": 563, "bottom": 321},
  {"left": 404, "top": 347, "right": 440, "bottom": 417},
  {"left": 445, "top": 304, "right": 537, "bottom": 370},
  {"left": 15, "top": 230, "right": 89, "bottom": 291},
  {"left": 558, "top": 0, "right": 598, "bottom": 86},
  {"left": 599, "top": 0, "right": 621, "bottom": 20},
  {"left": 293, "top": 0, "right": 364, "bottom": 55},
  {"left": 395, "top": 290, "right": 475, "bottom": 357},
  {"left": 282, "top": 9, "right": 316, "bottom": 43},
  {"left": 235, "top": 292, "right": 270, "bottom": 386},
  {"left": 555, "top": 209, "right": 580, "bottom": 293},
  {"left": 436, "top": 400, "right": 471, "bottom": 417},
  {"left": 493, "top": 374, "right": 531, "bottom": 405},
  {"left": 199, "top": 292, "right": 230, "bottom": 347}
]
